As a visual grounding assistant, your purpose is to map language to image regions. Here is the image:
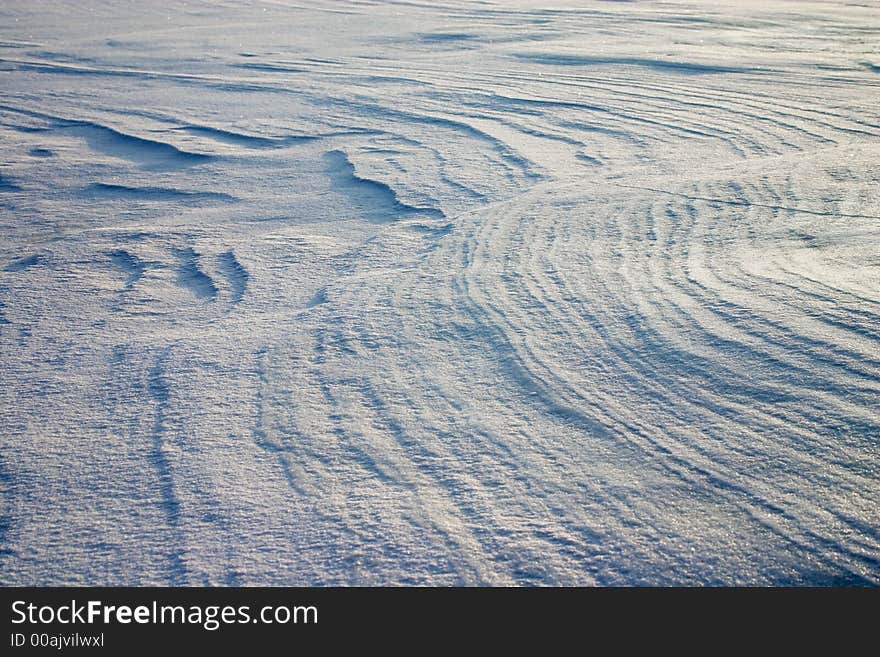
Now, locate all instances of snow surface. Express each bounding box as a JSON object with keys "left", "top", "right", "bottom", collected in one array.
[{"left": 1, "top": 0, "right": 878, "bottom": 585}]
